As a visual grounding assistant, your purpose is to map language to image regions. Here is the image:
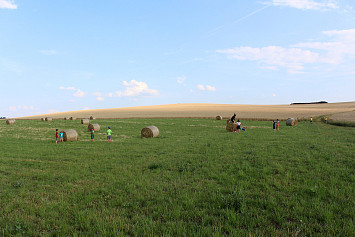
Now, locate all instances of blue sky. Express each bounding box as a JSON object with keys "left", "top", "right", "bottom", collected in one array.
[{"left": 1, "top": 0, "right": 354, "bottom": 117}]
